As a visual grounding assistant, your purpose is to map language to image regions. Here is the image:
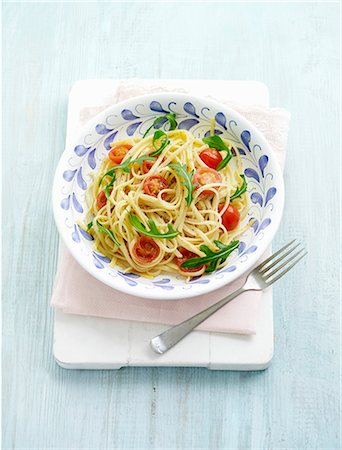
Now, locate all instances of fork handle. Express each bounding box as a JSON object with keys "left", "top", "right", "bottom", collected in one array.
[{"left": 151, "top": 287, "right": 246, "bottom": 354}]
